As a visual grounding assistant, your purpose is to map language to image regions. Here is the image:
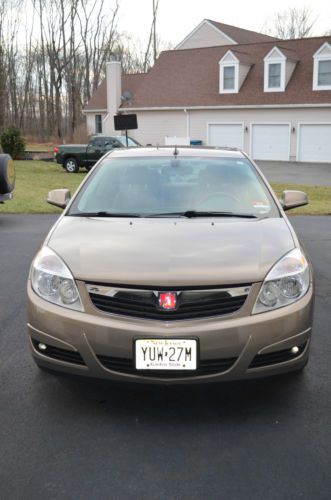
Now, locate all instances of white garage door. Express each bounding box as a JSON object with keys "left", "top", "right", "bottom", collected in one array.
[
  {"left": 251, "top": 124, "right": 290, "bottom": 161},
  {"left": 298, "top": 124, "right": 331, "bottom": 162},
  {"left": 208, "top": 124, "right": 243, "bottom": 149}
]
